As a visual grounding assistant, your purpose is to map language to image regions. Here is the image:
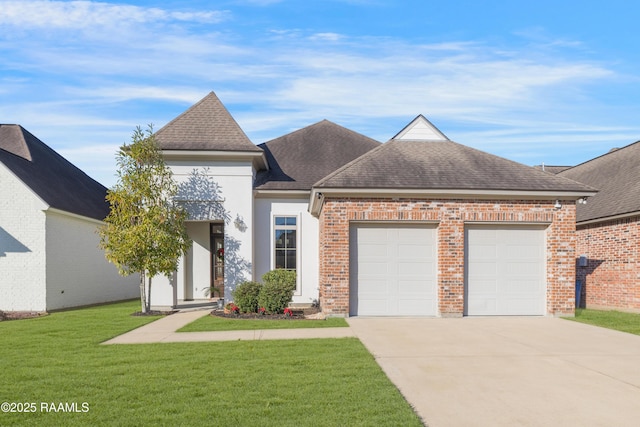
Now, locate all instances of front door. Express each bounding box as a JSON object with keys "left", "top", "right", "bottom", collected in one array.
[{"left": 211, "top": 223, "right": 224, "bottom": 299}]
